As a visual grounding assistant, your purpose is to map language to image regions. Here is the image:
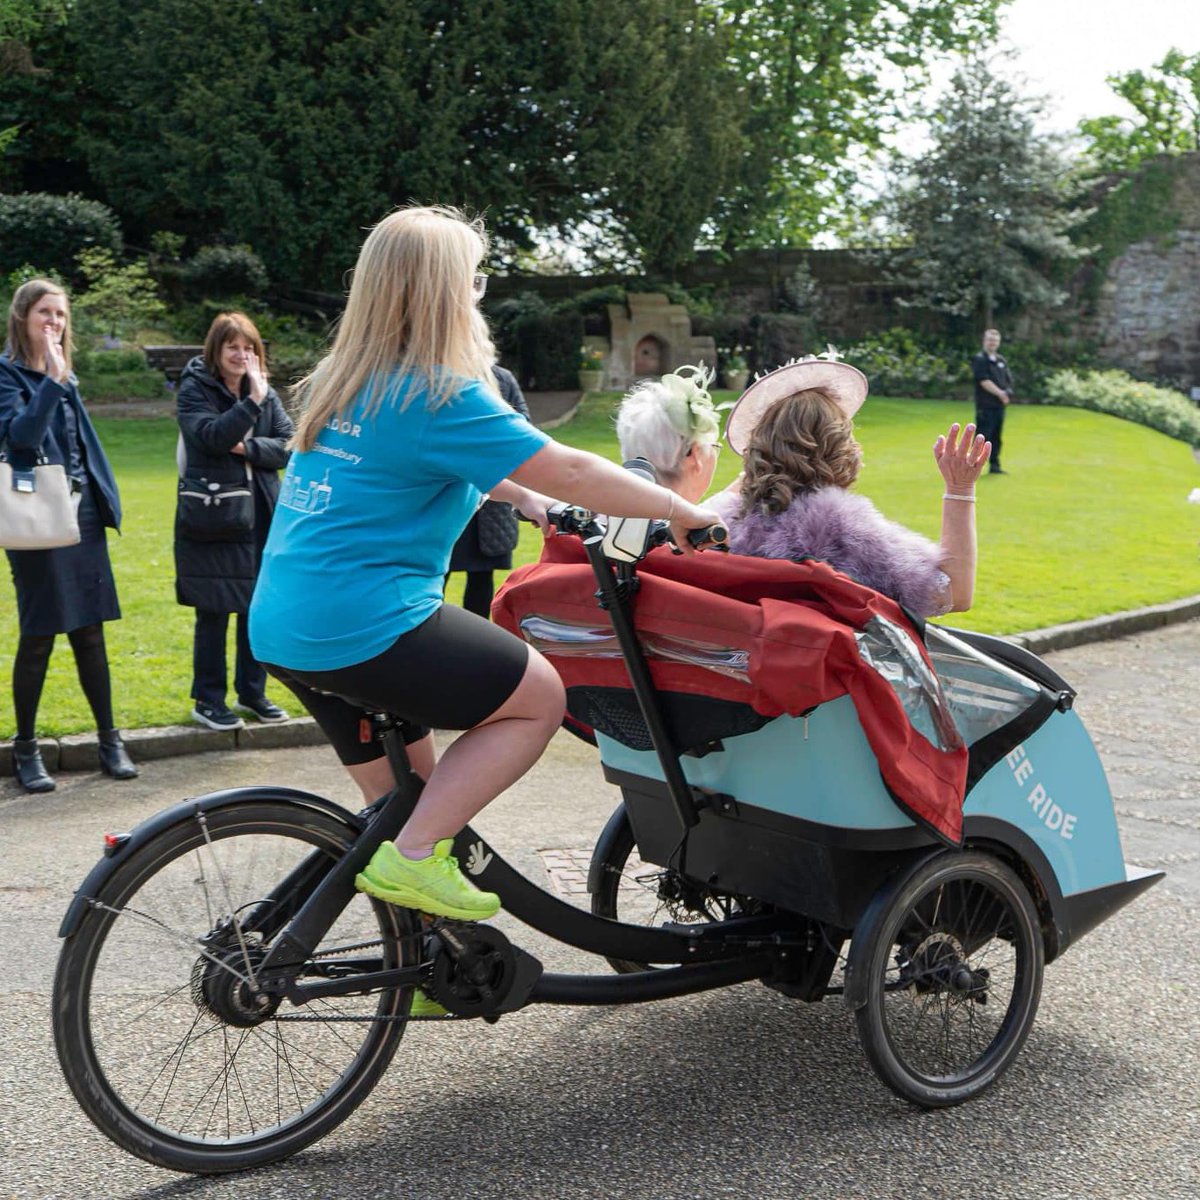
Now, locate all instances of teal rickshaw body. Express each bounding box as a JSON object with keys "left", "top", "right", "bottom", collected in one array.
[{"left": 592, "top": 623, "right": 1156, "bottom": 960}]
